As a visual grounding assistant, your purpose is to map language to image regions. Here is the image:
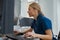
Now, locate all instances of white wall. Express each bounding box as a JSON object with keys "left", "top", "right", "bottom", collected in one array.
[
  {"left": 14, "top": 0, "right": 21, "bottom": 18},
  {"left": 21, "top": 0, "right": 28, "bottom": 17},
  {"left": 57, "top": 0, "right": 60, "bottom": 33},
  {"left": 53, "top": 0, "right": 59, "bottom": 35},
  {"left": 14, "top": 0, "right": 28, "bottom": 18}
]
